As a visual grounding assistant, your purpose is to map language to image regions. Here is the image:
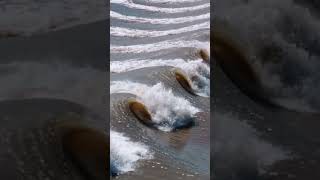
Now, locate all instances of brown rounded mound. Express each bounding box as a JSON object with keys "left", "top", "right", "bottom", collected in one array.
[
  {"left": 198, "top": 48, "right": 210, "bottom": 63},
  {"left": 0, "top": 31, "right": 19, "bottom": 38},
  {"left": 174, "top": 68, "right": 197, "bottom": 95},
  {"left": 55, "top": 114, "right": 108, "bottom": 180},
  {"left": 128, "top": 99, "right": 153, "bottom": 126},
  {"left": 212, "top": 30, "right": 265, "bottom": 99}
]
